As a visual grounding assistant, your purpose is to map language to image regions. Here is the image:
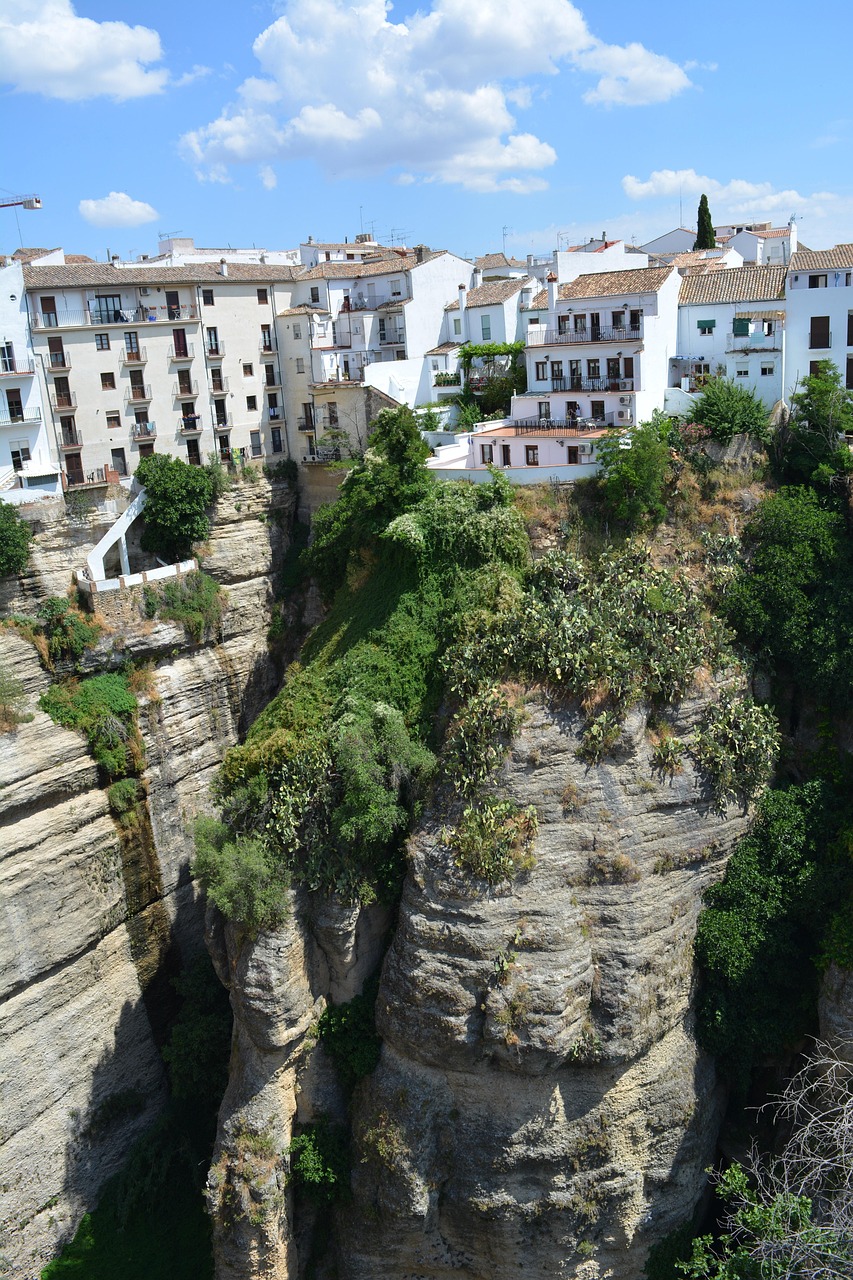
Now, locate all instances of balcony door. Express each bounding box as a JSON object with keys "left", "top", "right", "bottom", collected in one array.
[
  {"left": 172, "top": 328, "right": 188, "bottom": 357},
  {"left": 65, "top": 452, "right": 84, "bottom": 484},
  {"left": 7, "top": 389, "right": 24, "bottom": 420},
  {"left": 165, "top": 291, "right": 180, "bottom": 319}
]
